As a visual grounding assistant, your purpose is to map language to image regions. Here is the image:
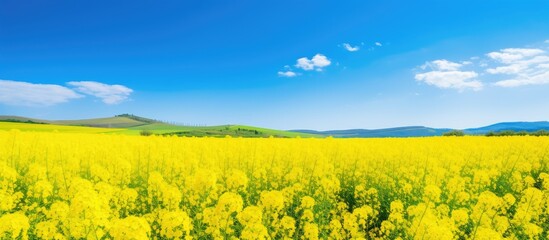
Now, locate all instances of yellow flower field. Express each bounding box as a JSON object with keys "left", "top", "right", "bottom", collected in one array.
[{"left": 0, "top": 130, "right": 548, "bottom": 239}]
